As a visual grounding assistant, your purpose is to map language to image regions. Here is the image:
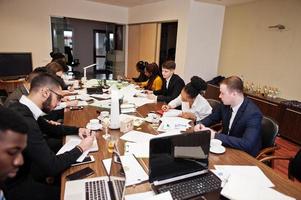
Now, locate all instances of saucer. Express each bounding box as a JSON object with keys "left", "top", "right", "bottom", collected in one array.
[
  {"left": 210, "top": 145, "right": 226, "bottom": 154},
  {"left": 86, "top": 123, "right": 102, "bottom": 130}
]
